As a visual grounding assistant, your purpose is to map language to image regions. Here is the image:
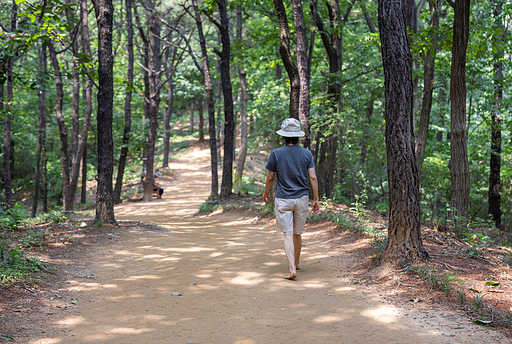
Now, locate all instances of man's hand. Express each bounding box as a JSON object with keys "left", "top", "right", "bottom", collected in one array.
[
  {"left": 311, "top": 200, "right": 319, "bottom": 215},
  {"left": 263, "top": 191, "right": 269, "bottom": 203},
  {"left": 263, "top": 171, "right": 275, "bottom": 204}
]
